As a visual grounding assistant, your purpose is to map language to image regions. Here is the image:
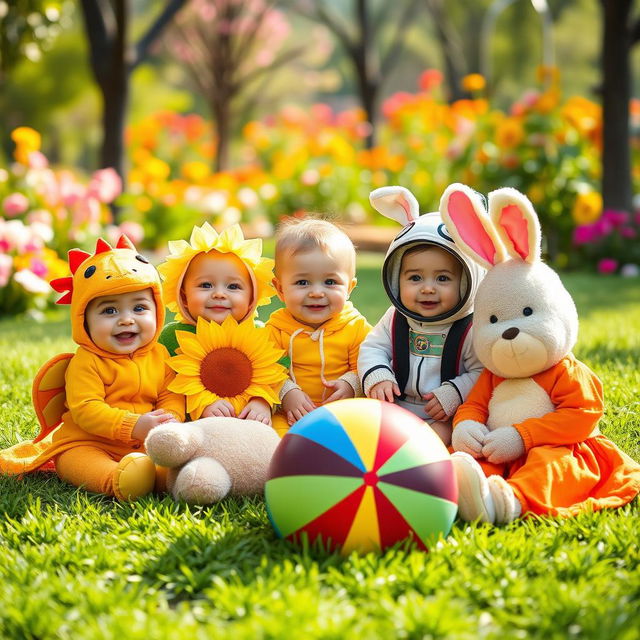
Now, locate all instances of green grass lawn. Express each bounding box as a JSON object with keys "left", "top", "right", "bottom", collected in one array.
[{"left": 1, "top": 256, "right": 639, "bottom": 639}]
